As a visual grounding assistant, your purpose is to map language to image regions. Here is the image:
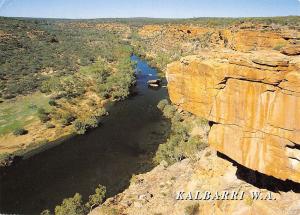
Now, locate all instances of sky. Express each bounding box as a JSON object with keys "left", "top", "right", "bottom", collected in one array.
[{"left": 0, "top": 0, "right": 299, "bottom": 19}]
